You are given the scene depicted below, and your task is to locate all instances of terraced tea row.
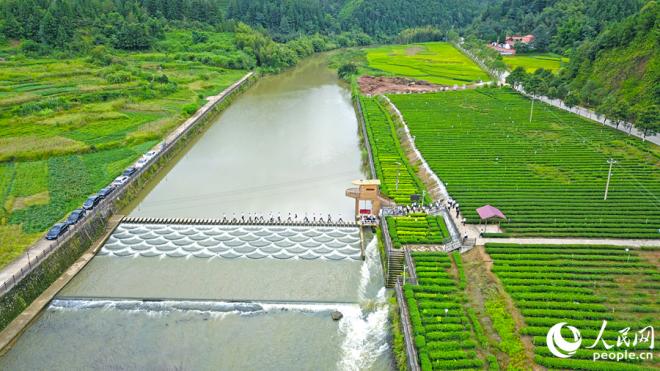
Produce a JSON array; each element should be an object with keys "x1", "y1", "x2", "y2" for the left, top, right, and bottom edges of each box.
[
  {"x1": 487, "y1": 243, "x2": 659, "y2": 370},
  {"x1": 387, "y1": 213, "x2": 450, "y2": 248},
  {"x1": 390, "y1": 88, "x2": 660, "y2": 238},
  {"x1": 405, "y1": 252, "x2": 485, "y2": 370},
  {"x1": 360, "y1": 96, "x2": 424, "y2": 204}
]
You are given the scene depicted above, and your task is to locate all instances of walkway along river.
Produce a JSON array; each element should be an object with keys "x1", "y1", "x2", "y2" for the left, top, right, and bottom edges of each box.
[{"x1": 0, "y1": 55, "x2": 394, "y2": 370}]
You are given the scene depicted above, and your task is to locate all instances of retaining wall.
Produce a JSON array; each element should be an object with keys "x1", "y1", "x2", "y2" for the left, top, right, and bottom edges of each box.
[{"x1": 0, "y1": 72, "x2": 256, "y2": 332}]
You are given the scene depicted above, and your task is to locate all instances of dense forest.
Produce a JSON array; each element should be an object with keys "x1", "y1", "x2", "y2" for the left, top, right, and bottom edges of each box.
[{"x1": 0, "y1": 0, "x2": 657, "y2": 133}]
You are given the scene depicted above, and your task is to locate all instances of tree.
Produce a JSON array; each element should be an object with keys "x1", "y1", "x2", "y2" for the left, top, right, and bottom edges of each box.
[
  {"x1": 633, "y1": 105, "x2": 659, "y2": 139},
  {"x1": 337, "y1": 62, "x2": 357, "y2": 80},
  {"x1": 192, "y1": 30, "x2": 208, "y2": 44}
]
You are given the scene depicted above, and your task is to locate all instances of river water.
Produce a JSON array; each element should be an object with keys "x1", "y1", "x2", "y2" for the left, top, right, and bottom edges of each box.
[{"x1": 0, "y1": 55, "x2": 393, "y2": 370}]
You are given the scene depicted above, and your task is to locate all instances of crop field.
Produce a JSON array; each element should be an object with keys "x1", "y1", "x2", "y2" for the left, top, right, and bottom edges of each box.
[
  {"x1": 365, "y1": 42, "x2": 490, "y2": 85},
  {"x1": 359, "y1": 96, "x2": 425, "y2": 204},
  {"x1": 405, "y1": 252, "x2": 487, "y2": 370},
  {"x1": 503, "y1": 53, "x2": 568, "y2": 73},
  {"x1": 389, "y1": 88, "x2": 660, "y2": 238},
  {"x1": 487, "y1": 243, "x2": 659, "y2": 370},
  {"x1": 387, "y1": 213, "x2": 450, "y2": 248},
  {"x1": 0, "y1": 31, "x2": 246, "y2": 266}
]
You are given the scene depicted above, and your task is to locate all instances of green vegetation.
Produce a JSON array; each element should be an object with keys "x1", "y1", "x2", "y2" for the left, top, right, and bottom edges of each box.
[
  {"x1": 504, "y1": 2, "x2": 658, "y2": 137},
  {"x1": 487, "y1": 243, "x2": 660, "y2": 370},
  {"x1": 405, "y1": 252, "x2": 485, "y2": 370},
  {"x1": 483, "y1": 295, "x2": 527, "y2": 369},
  {"x1": 0, "y1": 29, "x2": 248, "y2": 266},
  {"x1": 359, "y1": 96, "x2": 424, "y2": 204},
  {"x1": 503, "y1": 53, "x2": 568, "y2": 73},
  {"x1": 227, "y1": 0, "x2": 486, "y2": 39},
  {"x1": 387, "y1": 213, "x2": 449, "y2": 248},
  {"x1": 390, "y1": 88, "x2": 660, "y2": 238},
  {"x1": 365, "y1": 42, "x2": 490, "y2": 85}
]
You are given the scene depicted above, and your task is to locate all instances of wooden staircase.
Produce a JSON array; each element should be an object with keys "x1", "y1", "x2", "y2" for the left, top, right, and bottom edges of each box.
[{"x1": 386, "y1": 249, "x2": 405, "y2": 288}]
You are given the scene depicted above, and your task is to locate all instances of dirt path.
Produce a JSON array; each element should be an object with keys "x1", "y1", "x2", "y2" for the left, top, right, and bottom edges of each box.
[{"x1": 462, "y1": 246, "x2": 541, "y2": 370}]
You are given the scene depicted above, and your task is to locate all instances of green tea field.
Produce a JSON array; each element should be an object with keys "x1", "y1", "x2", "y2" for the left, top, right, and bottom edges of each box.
[
  {"x1": 389, "y1": 88, "x2": 660, "y2": 238},
  {"x1": 405, "y1": 252, "x2": 492, "y2": 370},
  {"x1": 387, "y1": 213, "x2": 450, "y2": 248},
  {"x1": 360, "y1": 96, "x2": 425, "y2": 204},
  {"x1": 365, "y1": 42, "x2": 491, "y2": 85},
  {"x1": 0, "y1": 31, "x2": 246, "y2": 266},
  {"x1": 487, "y1": 243, "x2": 659, "y2": 370},
  {"x1": 503, "y1": 53, "x2": 568, "y2": 73}
]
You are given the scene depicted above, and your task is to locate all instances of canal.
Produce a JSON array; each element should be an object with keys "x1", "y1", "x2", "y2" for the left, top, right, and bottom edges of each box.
[{"x1": 0, "y1": 55, "x2": 393, "y2": 370}]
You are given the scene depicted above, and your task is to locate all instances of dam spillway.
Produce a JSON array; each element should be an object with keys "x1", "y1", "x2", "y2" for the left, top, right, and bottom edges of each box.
[{"x1": 0, "y1": 54, "x2": 393, "y2": 370}]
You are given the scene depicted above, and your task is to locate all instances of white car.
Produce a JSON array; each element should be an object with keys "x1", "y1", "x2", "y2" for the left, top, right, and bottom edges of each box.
[
  {"x1": 135, "y1": 158, "x2": 149, "y2": 169},
  {"x1": 112, "y1": 175, "x2": 129, "y2": 186}
]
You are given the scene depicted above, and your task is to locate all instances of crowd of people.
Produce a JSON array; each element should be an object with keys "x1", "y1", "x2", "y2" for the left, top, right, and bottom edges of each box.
[
  {"x1": 384, "y1": 201, "x2": 444, "y2": 216},
  {"x1": 219, "y1": 212, "x2": 346, "y2": 225}
]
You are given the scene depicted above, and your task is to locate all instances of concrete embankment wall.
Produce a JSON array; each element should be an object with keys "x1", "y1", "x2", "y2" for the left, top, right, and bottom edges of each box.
[{"x1": 0, "y1": 72, "x2": 256, "y2": 332}]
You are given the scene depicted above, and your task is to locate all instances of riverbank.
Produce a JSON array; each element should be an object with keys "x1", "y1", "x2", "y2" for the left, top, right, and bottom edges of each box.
[{"x1": 0, "y1": 72, "x2": 256, "y2": 332}]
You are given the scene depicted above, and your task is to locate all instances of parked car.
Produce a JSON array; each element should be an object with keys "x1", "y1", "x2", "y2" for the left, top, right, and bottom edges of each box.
[
  {"x1": 98, "y1": 186, "x2": 115, "y2": 198},
  {"x1": 46, "y1": 223, "x2": 69, "y2": 240},
  {"x1": 83, "y1": 194, "x2": 103, "y2": 210},
  {"x1": 122, "y1": 167, "x2": 137, "y2": 177},
  {"x1": 135, "y1": 158, "x2": 149, "y2": 169},
  {"x1": 65, "y1": 208, "x2": 86, "y2": 226},
  {"x1": 112, "y1": 175, "x2": 129, "y2": 187}
]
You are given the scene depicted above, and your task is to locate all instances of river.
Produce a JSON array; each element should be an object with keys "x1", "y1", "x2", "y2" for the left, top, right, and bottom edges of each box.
[{"x1": 0, "y1": 55, "x2": 393, "y2": 370}]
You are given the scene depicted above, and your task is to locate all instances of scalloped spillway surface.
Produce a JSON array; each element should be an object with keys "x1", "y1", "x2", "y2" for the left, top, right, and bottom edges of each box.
[{"x1": 100, "y1": 223, "x2": 362, "y2": 260}]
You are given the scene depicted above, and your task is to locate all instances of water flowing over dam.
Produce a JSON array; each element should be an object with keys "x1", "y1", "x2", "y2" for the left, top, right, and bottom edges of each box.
[{"x1": 0, "y1": 55, "x2": 393, "y2": 370}]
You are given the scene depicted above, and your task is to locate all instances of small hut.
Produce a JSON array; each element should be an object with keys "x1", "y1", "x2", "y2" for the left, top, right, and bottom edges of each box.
[{"x1": 476, "y1": 205, "x2": 507, "y2": 232}]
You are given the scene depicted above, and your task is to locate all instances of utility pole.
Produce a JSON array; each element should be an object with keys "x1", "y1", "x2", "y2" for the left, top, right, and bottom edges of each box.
[
  {"x1": 604, "y1": 158, "x2": 617, "y2": 200},
  {"x1": 529, "y1": 97, "x2": 535, "y2": 123},
  {"x1": 395, "y1": 162, "x2": 401, "y2": 191},
  {"x1": 422, "y1": 190, "x2": 426, "y2": 207}
]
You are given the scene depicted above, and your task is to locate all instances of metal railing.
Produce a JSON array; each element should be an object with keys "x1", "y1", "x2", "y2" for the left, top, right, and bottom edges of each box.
[
  {"x1": 403, "y1": 248, "x2": 417, "y2": 285},
  {"x1": 355, "y1": 97, "x2": 377, "y2": 178},
  {"x1": 395, "y1": 277, "x2": 421, "y2": 371}
]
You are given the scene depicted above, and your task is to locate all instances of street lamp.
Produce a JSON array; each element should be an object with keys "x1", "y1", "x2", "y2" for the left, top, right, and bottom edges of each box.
[
  {"x1": 395, "y1": 162, "x2": 401, "y2": 191},
  {"x1": 604, "y1": 158, "x2": 617, "y2": 200}
]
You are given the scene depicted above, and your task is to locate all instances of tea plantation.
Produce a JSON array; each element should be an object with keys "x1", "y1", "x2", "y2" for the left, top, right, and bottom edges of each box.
[
  {"x1": 360, "y1": 96, "x2": 425, "y2": 204},
  {"x1": 0, "y1": 30, "x2": 246, "y2": 266},
  {"x1": 387, "y1": 213, "x2": 450, "y2": 248},
  {"x1": 390, "y1": 88, "x2": 660, "y2": 238},
  {"x1": 487, "y1": 243, "x2": 659, "y2": 370},
  {"x1": 405, "y1": 252, "x2": 488, "y2": 370}
]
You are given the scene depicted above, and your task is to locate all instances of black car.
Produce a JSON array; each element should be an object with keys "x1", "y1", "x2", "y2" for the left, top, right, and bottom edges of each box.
[
  {"x1": 122, "y1": 167, "x2": 137, "y2": 177},
  {"x1": 98, "y1": 186, "x2": 115, "y2": 198},
  {"x1": 83, "y1": 194, "x2": 103, "y2": 210},
  {"x1": 65, "y1": 208, "x2": 86, "y2": 226},
  {"x1": 46, "y1": 223, "x2": 69, "y2": 240}
]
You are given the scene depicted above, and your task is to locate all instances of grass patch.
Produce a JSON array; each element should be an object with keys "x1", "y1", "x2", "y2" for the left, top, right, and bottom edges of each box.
[
  {"x1": 503, "y1": 53, "x2": 568, "y2": 73},
  {"x1": 365, "y1": 42, "x2": 490, "y2": 85}
]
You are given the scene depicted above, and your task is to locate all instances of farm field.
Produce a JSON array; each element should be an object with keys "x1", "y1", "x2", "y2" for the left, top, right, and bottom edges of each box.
[
  {"x1": 503, "y1": 53, "x2": 568, "y2": 73},
  {"x1": 389, "y1": 88, "x2": 660, "y2": 238},
  {"x1": 387, "y1": 213, "x2": 450, "y2": 248},
  {"x1": 487, "y1": 243, "x2": 660, "y2": 370},
  {"x1": 405, "y1": 252, "x2": 491, "y2": 370},
  {"x1": 0, "y1": 31, "x2": 247, "y2": 267},
  {"x1": 365, "y1": 42, "x2": 491, "y2": 85},
  {"x1": 359, "y1": 96, "x2": 425, "y2": 204}
]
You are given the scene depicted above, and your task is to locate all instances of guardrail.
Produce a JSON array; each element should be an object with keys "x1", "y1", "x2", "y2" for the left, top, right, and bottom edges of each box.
[
  {"x1": 121, "y1": 216, "x2": 358, "y2": 227},
  {"x1": 0, "y1": 72, "x2": 255, "y2": 297},
  {"x1": 354, "y1": 96, "x2": 377, "y2": 178},
  {"x1": 403, "y1": 248, "x2": 417, "y2": 285},
  {"x1": 395, "y1": 277, "x2": 421, "y2": 371}
]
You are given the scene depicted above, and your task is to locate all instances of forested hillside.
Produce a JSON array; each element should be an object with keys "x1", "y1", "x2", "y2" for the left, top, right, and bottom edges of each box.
[
  {"x1": 470, "y1": 0, "x2": 644, "y2": 53},
  {"x1": 505, "y1": 1, "x2": 658, "y2": 136},
  {"x1": 227, "y1": 0, "x2": 487, "y2": 39}
]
